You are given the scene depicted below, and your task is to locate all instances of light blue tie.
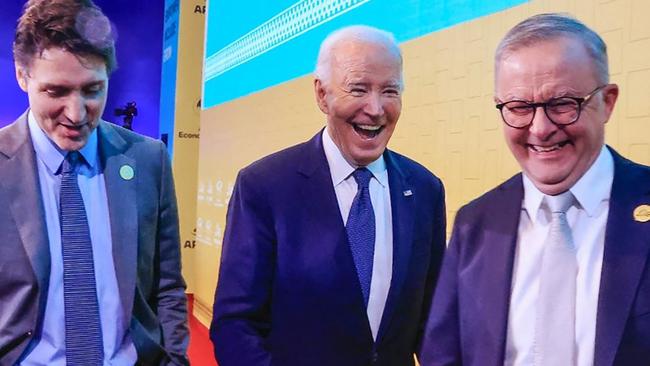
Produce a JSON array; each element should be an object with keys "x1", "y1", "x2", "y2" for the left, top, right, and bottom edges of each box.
[
  {"x1": 535, "y1": 191, "x2": 576, "y2": 366},
  {"x1": 346, "y1": 168, "x2": 376, "y2": 307},
  {"x1": 60, "y1": 151, "x2": 104, "y2": 365}
]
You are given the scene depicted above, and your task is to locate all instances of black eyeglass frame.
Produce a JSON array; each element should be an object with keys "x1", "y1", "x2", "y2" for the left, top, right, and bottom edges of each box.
[{"x1": 495, "y1": 84, "x2": 608, "y2": 129}]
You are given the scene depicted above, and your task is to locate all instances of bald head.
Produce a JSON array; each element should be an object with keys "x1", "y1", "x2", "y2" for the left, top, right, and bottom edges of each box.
[{"x1": 314, "y1": 25, "x2": 403, "y2": 88}]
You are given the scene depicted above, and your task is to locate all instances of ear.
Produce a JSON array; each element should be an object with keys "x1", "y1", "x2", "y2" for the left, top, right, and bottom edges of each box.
[
  {"x1": 314, "y1": 78, "x2": 329, "y2": 114},
  {"x1": 601, "y1": 83, "x2": 619, "y2": 124},
  {"x1": 15, "y1": 63, "x2": 28, "y2": 92}
]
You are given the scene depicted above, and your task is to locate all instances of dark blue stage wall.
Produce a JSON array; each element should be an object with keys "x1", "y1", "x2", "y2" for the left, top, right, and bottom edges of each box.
[{"x1": 0, "y1": 0, "x2": 164, "y2": 139}]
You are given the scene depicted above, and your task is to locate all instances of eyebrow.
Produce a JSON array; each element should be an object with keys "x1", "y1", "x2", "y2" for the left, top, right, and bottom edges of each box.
[
  {"x1": 41, "y1": 80, "x2": 106, "y2": 89},
  {"x1": 383, "y1": 82, "x2": 401, "y2": 89},
  {"x1": 551, "y1": 90, "x2": 582, "y2": 98},
  {"x1": 83, "y1": 81, "x2": 106, "y2": 89},
  {"x1": 346, "y1": 81, "x2": 401, "y2": 89},
  {"x1": 346, "y1": 81, "x2": 369, "y2": 87}
]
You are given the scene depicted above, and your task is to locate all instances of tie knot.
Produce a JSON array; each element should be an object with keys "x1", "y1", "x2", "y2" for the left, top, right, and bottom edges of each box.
[
  {"x1": 62, "y1": 151, "x2": 82, "y2": 175},
  {"x1": 545, "y1": 191, "x2": 574, "y2": 214},
  {"x1": 352, "y1": 168, "x2": 373, "y2": 189}
]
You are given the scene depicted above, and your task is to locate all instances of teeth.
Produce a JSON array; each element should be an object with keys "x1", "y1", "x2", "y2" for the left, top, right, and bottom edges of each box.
[
  {"x1": 356, "y1": 124, "x2": 381, "y2": 131},
  {"x1": 530, "y1": 143, "x2": 562, "y2": 153}
]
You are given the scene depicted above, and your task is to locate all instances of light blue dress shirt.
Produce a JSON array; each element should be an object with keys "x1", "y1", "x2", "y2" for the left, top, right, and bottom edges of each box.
[{"x1": 20, "y1": 112, "x2": 137, "y2": 365}]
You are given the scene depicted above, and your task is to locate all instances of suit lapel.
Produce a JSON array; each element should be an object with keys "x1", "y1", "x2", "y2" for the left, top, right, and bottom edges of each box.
[
  {"x1": 97, "y1": 122, "x2": 138, "y2": 321},
  {"x1": 297, "y1": 131, "x2": 374, "y2": 338},
  {"x1": 0, "y1": 113, "x2": 50, "y2": 303},
  {"x1": 476, "y1": 174, "x2": 521, "y2": 364},
  {"x1": 375, "y1": 150, "x2": 414, "y2": 343},
  {"x1": 594, "y1": 149, "x2": 650, "y2": 366}
]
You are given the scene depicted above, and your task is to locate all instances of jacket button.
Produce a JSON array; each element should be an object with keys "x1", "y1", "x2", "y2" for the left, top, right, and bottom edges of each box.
[{"x1": 371, "y1": 351, "x2": 379, "y2": 363}]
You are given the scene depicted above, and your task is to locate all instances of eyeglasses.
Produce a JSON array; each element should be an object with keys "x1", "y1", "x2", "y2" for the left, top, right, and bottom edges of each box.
[{"x1": 495, "y1": 85, "x2": 608, "y2": 129}]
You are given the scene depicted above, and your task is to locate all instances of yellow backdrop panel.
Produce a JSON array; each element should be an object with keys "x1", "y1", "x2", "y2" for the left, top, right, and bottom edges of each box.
[
  {"x1": 170, "y1": 0, "x2": 205, "y2": 294},
  {"x1": 193, "y1": 0, "x2": 650, "y2": 326}
]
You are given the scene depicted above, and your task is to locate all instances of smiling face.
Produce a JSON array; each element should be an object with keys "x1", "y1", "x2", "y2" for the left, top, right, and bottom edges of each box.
[
  {"x1": 16, "y1": 47, "x2": 108, "y2": 151},
  {"x1": 495, "y1": 37, "x2": 618, "y2": 195},
  {"x1": 315, "y1": 40, "x2": 402, "y2": 167}
]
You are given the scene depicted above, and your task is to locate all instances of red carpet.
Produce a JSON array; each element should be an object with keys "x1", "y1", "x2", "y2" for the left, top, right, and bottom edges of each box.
[{"x1": 187, "y1": 294, "x2": 218, "y2": 366}]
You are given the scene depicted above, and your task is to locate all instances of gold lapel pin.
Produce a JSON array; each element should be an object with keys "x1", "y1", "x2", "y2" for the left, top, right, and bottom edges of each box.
[
  {"x1": 633, "y1": 205, "x2": 650, "y2": 223},
  {"x1": 120, "y1": 164, "x2": 135, "y2": 181}
]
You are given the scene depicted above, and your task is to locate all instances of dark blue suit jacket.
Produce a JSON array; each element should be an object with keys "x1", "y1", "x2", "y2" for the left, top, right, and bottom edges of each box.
[
  {"x1": 211, "y1": 131, "x2": 446, "y2": 366},
  {"x1": 419, "y1": 147, "x2": 650, "y2": 366}
]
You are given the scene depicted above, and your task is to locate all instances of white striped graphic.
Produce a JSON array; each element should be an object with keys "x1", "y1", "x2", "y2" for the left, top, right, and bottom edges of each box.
[{"x1": 204, "y1": 0, "x2": 371, "y2": 82}]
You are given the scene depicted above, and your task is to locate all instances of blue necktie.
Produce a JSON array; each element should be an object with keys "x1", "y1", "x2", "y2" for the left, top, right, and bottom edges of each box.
[
  {"x1": 60, "y1": 151, "x2": 104, "y2": 365},
  {"x1": 346, "y1": 168, "x2": 376, "y2": 307}
]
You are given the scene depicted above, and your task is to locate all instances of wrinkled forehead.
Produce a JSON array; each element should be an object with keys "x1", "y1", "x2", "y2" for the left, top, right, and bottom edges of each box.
[
  {"x1": 22, "y1": 48, "x2": 109, "y2": 87},
  {"x1": 332, "y1": 38, "x2": 401, "y2": 64},
  {"x1": 496, "y1": 36, "x2": 595, "y2": 73},
  {"x1": 495, "y1": 38, "x2": 601, "y2": 88},
  {"x1": 329, "y1": 40, "x2": 403, "y2": 85},
  {"x1": 30, "y1": 47, "x2": 106, "y2": 68}
]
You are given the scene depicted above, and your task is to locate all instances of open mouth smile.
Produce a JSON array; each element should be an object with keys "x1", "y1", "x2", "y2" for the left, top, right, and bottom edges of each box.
[
  {"x1": 352, "y1": 123, "x2": 383, "y2": 139},
  {"x1": 528, "y1": 140, "x2": 571, "y2": 153}
]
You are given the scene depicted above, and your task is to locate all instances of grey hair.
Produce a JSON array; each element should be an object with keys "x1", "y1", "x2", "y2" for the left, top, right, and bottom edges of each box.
[
  {"x1": 314, "y1": 25, "x2": 403, "y2": 88},
  {"x1": 495, "y1": 13, "x2": 609, "y2": 84}
]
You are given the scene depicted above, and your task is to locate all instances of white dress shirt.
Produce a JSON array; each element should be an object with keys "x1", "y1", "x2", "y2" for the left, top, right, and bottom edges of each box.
[
  {"x1": 322, "y1": 128, "x2": 393, "y2": 341},
  {"x1": 505, "y1": 146, "x2": 614, "y2": 366}
]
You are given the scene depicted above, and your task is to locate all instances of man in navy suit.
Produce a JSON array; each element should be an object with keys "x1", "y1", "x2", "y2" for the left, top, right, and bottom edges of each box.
[
  {"x1": 420, "y1": 13, "x2": 650, "y2": 366},
  {"x1": 211, "y1": 25, "x2": 446, "y2": 366}
]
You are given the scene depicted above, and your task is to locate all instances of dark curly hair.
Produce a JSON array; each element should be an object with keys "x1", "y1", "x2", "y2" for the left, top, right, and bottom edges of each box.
[{"x1": 13, "y1": 0, "x2": 117, "y2": 73}]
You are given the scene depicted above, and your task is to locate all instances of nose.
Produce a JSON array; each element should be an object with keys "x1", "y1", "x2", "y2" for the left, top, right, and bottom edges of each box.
[
  {"x1": 65, "y1": 93, "x2": 87, "y2": 125},
  {"x1": 528, "y1": 106, "x2": 557, "y2": 139},
  {"x1": 363, "y1": 92, "x2": 385, "y2": 118}
]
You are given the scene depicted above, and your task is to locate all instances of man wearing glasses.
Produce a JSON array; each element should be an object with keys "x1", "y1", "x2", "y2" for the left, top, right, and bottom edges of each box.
[{"x1": 419, "y1": 13, "x2": 650, "y2": 366}]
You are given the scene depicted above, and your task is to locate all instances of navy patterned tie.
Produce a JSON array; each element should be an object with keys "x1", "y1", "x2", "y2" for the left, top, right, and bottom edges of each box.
[
  {"x1": 59, "y1": 151, "x2": 104, "y2": 365},
  {"x1": 346, "y1": 168, "x2": 376, "y2": 307}
]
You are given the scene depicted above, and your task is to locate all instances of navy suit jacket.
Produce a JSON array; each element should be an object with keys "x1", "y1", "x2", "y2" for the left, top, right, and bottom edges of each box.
[
  {"x1": 419, "y1": 147, "x2": 650, "y2": 366},
  {"x1": 211, "y1": 131, "x2": 446, "y2": 366},
  {"x1": 0, "y1": 113, "x2": 189, "y2": 365}
]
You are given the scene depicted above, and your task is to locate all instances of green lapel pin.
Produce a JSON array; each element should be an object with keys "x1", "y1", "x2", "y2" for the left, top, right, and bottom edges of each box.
[{"x1": 120, "y1": 164, "x2": 135, "y2": 180}]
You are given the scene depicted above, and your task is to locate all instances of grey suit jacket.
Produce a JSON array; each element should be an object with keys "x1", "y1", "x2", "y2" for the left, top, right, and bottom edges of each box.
[{"x1": 0, "y1": 112, "x2": 189, "y2": 365}]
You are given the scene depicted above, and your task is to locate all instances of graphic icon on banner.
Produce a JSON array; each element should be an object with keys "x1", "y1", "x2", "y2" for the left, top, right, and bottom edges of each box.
[{"x1": 214, "y1": 180, "x2": 224, "y2": 207}]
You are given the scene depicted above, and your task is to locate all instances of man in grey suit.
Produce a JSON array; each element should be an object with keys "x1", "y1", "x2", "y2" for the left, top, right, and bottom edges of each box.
[{"x1": 0, "y1": 0, "x2": 188, "y2": 365}]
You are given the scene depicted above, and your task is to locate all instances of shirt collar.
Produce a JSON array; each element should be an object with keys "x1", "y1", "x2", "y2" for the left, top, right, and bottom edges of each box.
[
  {"x1": 28, "y1": 110, "x2": 99, "y2": 174},
  {"x1": 522, "y1": 145, "x2": 614, "y2": 222},
  {"x1": 322, "y1": 127, "x2": 387, "y2": 187},
  {"x1": 570, "y1": 145, "x2": 614, "y2": 216}
]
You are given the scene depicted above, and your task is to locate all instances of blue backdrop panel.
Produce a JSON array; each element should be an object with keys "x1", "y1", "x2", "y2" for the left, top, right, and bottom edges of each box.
[
  {"x1": 159, "y1": 0, "x2": 180, "y2": 154},
  {"x1": 0, "y1": 0, "x2": 164, "y2": 139},
  {"x1": 202, "y1": 0, "x2": 528, "y2": 109}
]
